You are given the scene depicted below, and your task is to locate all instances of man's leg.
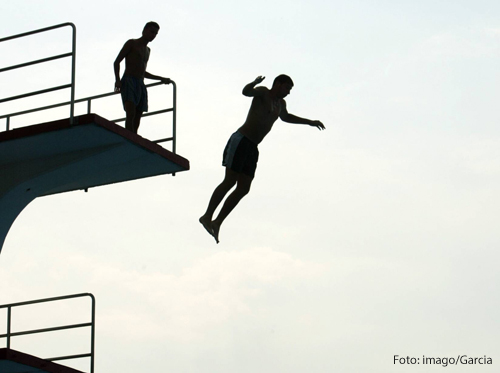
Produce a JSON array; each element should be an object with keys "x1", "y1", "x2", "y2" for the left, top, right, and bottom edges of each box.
[
  {"x1": 200, "y1": 168, "x2": 238, "y2": 236},
  {"x1": 133, "y1": 111, "x2": 143, "y2": 133},
  {"x1": 211, "y1": 172, "x2": 253, "y2": 243},
  {"x1": 124, "y1": 101, "x2": 137, "y2": 133}
]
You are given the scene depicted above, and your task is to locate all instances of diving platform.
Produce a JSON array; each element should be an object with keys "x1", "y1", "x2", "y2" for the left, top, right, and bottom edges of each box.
[
  {"x1": 0, "y1": 114, "x2": 190, "y2": 253},
  {"x1": 0, "y1": 23, "x2": 190, "y2": 254}
]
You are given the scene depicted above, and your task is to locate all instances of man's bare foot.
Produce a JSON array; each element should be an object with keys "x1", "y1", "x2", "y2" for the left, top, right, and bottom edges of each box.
[
  {"x1": 199, "y1": 216, "x2": 213, "y2": 236},
  {"x1": 211, "y1": 221, "x2": 220, "y2": 244}
]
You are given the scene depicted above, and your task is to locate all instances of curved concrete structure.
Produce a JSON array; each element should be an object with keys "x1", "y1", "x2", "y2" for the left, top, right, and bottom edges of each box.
[{"x1": 0, "y1": 114, "x2": 189, "y2": 253}]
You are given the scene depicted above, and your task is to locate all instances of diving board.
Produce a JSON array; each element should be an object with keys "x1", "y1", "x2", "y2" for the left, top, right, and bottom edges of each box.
[{"x1": 0, "y1": 113, "x2": 190, "y2": 253}]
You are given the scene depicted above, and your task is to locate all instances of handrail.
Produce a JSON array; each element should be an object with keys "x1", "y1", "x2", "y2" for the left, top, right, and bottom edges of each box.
[
  {"x1": 0, "y1": 84, "x2": 73, "y2": 103},
  {"x1": 0, "y1": 293, "x2": 96, "y2": 373},
  {"x1": 0, "y1": 52, "x2": 73, "y2": 73},
  {"x1": 0, "y1": 22, "x2": 76, "y2": 124},
  {"x1": 0, "y1": 80, "x2": 177, "y2": 152}
]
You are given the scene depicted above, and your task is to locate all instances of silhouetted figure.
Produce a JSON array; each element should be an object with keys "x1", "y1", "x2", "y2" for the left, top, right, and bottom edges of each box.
[
  {"x1": 200, "y1": 75, "x2": 325, "y2": 243},
  {"x1": 114, "y1": 21, "x2": 171, "y2": 133}
]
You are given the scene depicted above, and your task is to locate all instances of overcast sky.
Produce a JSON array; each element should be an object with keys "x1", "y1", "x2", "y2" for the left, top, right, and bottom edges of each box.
[{"x1": 1, "y1": 1, "x2": 500, "y2": 372}]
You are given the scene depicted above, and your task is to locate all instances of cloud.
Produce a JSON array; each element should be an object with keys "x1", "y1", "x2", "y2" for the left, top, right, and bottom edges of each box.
[{"x1": 65, "y1": 247, "x2": 328, "y2": 342}]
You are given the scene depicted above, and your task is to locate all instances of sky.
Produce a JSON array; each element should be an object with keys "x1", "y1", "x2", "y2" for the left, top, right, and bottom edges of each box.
[{"x1": 1, "y1": 0, "x2": 500, "y2": 372}]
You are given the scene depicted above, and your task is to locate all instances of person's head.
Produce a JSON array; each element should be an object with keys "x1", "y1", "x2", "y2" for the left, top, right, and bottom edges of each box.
[
  {"x1": 143, "y1": 22, "x2": 160, "y2": 42},
  {"x1": 273, "y1": 74, "x2": 294, "y2": 98}
]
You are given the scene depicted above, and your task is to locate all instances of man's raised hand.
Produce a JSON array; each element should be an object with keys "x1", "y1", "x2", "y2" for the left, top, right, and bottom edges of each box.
[{"x1": 254, "y1": 75, "x2": 265, "y2": 85}]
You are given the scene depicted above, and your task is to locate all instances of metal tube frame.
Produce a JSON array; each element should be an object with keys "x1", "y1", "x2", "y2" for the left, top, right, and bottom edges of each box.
[
  {"x1": 1, "y1": 81, "x2": 177, "y2": 151},
  {"x1": 0, "y1": 293, "x2": 96, "y2": 373},
  {"x1": 0, "y1": 23, "x2": 76, "y2": 124}
]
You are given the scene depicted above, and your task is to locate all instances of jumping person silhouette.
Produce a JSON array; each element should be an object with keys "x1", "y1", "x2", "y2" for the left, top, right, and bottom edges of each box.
[
  {"x1": 200, "y1": 75, "x2": 325, "y2": 243},
  {"x1": 113, "y1": 22, "x2": 171, "y2": 133}
]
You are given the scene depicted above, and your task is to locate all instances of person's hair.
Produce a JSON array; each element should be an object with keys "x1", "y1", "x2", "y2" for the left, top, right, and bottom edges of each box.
[
  {"x1": 273, "y1": 74, "x2": 294, "y2": 87},
  {"x1": 144, "y1": 22, "x2": 160, "y2": 31}
]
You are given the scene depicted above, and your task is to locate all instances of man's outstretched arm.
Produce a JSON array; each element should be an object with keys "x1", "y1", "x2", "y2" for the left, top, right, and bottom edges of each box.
[
  {"x1": 280, "y1": 101, "x2": 325, "y2": 130},
  {"x1": 242, "y1": 75, "x2": 266, "y2": 97}
]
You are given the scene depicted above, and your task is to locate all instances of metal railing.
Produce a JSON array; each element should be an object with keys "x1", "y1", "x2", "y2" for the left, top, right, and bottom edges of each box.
[
  {"x1": 0, "y1": 23, "x2": 177, "y2": 153},
  {"x1": 0, "y1": 81, "x2": 178, "y2": 152},
  {"x1": 0, "y1": 22, "x2": 76, "y2": 126},
  {"x1": 0, "y1": 293, "x2": 96, "y2": 373}
]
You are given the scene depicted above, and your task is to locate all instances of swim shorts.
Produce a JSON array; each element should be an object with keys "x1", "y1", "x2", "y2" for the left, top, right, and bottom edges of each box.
[
  {"x1": 120, "y1": 75, "x2": 148, "y2": 112},
  {"x1": 222, "y1": 131, "x2": 259, "y2": 178}
]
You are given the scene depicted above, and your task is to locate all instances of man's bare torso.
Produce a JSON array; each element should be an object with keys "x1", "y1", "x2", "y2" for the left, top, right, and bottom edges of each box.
[
  {"x1": 123, "y1": 39, "x2": 150, "y2": 79},
  {"x1": 238, "y1": 88, "x2": 284, "y2": 144}
]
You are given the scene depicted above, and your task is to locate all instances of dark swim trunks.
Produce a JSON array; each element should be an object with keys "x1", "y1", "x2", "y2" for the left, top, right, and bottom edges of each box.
[
  {"x1": 222, "y1": 131, "x2": 259, "y2": 178},
  {"x1": 120, "y1": 75, "x2": 148, "y2": 112}
]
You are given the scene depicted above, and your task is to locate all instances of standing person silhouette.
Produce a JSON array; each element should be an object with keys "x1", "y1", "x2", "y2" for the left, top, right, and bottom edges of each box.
[
  {"x1": 200, "y1": 75, "x2": 325, "y2": 243},
  {"x1": 113, "y1": 21, "x2": 171, "y2": 133}
]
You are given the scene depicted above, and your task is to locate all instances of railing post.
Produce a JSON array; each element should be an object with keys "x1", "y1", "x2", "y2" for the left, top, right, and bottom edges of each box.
[
  {"x1": 172, "y1": 81, "x2": 177, "y2": 154},
  {"x1": 6, "y1": 117, "x2": 10, "y2": 131},
  {"x1": 7, "y1": 306, "x2": 11, "y2": 348},
  {"x1": 69, "y1": 23, "x2": 76, "y2": 125},
  {"x1": 89, "y1": 294, "x2": 95, "y2": 373},
  {"x1": 87, "y1": 99, "x2": 91, "y2": 114}
]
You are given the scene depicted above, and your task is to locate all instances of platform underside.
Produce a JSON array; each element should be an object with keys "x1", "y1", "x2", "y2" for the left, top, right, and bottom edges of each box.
[{"x1": 0, "y1": 114, "x2": 189, "y2": 195}]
